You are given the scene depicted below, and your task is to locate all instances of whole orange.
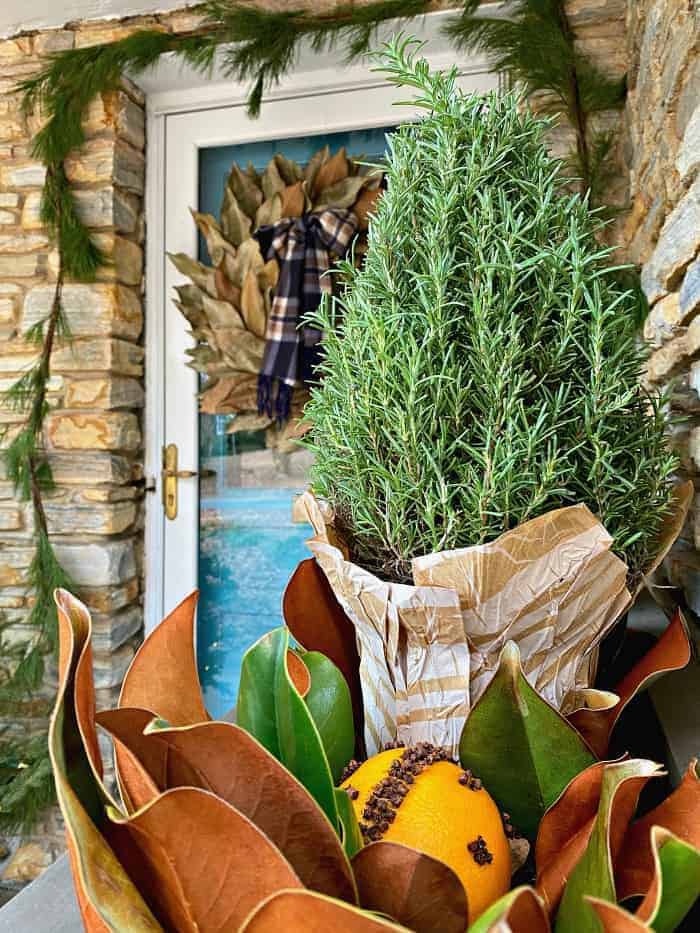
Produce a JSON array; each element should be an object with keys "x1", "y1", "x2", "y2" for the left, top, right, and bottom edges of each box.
[{"x1": 341, "y1": 745, "x2": 510, "y2": 922}]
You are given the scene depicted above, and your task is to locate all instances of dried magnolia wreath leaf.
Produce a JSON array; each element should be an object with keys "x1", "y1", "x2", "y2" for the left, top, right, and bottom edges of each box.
[
  {"x1": 262, "y1": 158, "x2": 287, "y2": 201},
  {"x1": 221, "y1": 190, "x2": 252, "y2": 246},
  {"x1": 241, "y1": 267, "x2": 268, "y2": 338},
  {"x1": 227, "y1": 162, "x2": 263, "y2": 220},
  {"x1": 275, "y1": 152, "x2": 303, "y2": 185},
  {"x1": 313, "y1": 147, "x2": 349, "y2": 196},
  {"x1": 280, "y1": 181, "x2": 306, "y2": 218}
]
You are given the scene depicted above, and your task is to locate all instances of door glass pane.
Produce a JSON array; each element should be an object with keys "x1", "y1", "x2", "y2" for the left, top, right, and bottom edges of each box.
[{"x1": 197, "y1": 126, "x2": 394, "y2": 718}]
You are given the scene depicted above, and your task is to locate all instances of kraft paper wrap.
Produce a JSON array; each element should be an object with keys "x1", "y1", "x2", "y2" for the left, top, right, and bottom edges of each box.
[{"x1": 297, "y1": 493, "x2": 634, "y2": 758}]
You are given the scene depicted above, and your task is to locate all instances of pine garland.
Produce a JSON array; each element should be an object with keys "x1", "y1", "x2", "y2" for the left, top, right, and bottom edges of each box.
[
  {"x1": 446, "y1": 1, "x2": 626, "y2": 200},
  {"x1": 0, "y1": 1, "x2": 631, "y2": 833}
]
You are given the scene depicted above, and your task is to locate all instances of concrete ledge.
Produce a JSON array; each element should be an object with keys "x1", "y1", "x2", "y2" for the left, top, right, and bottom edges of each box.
[{"x1": 0, "y1": 854, "x2": 79, "y2": 931}]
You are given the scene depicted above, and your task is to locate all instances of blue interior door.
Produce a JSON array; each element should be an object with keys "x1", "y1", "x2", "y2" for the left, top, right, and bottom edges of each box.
[{"x1": 196, "y1": 125, "x2": 394, "y2": 717}]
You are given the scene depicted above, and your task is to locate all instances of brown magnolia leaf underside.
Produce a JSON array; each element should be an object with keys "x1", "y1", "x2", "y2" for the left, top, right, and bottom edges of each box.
[
  {"x1": 569, "y1": 610, "x2": 691, "y2": 758},
  {"x1": 97, "y1": 711, "x2": 357, "y2": 904},
  {"x1": 119, "y1": 590, "x2": 209, "y2": 725},
  {"x1": 110, "y1": 787, "x2": 302, "y2": 932},
  {"x1": 52, "y1": 591, "x2": 162, "y2": 932},
  {"x1": 351, "y1": 841, "x2": 468, "y2": 933},
  {"x1": 616, "y1": 758, "x2": 700, "y2": 900},
  {"x1": 241, "y1": 889, "x2": 408, "y2": 932}
]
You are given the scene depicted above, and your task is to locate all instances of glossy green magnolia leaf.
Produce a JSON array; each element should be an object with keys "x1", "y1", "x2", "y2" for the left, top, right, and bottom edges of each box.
[
  {"x1": 640, "y1": 826, "x2": 700, "y2": 932},
  {"x1": 303, "y1": 651, "x2": 355, "y2": 783},
  {"x1": 237, "y1": 626, "x2": 339, "y2": 830},
  {"x1": 586, "y1": 829, "x2": 700, "y2": 932},
  {"x1": 467, "y1": 886, "x2": 549, "y2": 932},
  {"x1": 459, "y1": 642, "x2": 596, "y2": 839},
  {"x1": 554, "y1": 759, "x2": 662, "y2": 933},
  {"x1": 335, "y1": 788, "x2": 363, "y2": 859}
]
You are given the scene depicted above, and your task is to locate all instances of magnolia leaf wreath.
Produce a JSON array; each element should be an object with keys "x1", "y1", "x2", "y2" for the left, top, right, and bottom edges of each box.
[{"x1": 168, "y1": 146, "x2": 382, "y2": 451}]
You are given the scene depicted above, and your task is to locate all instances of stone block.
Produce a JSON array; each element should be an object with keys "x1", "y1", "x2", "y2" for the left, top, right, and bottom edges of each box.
[
  {"x1": 0, "y1": 37, "x2": 32, "y2": 64},
  {"x1": 92, "y1": 640, "x2": 137, "y2": 690},
  {"x1": 47, "y1": 452, "x2": 133, "y2": 486},
  {"x1": 45, "y1": 411, "x2": 141, "y2": 452},
  {"x1": 0, "y1": 162, "x2": 46, "y2": 188},
  {"x1": 23, "y1": 284, "x2": 142, "y2": 340},
  {"x1": 73, "y1": 188, "x2": 139, "y2": 234},
  {"x1": 0, "y1": 253, "x2": 42, "y2": 278},
  {"x1": 0, "y1": 507, "x2": 22, "y2": 531},
  {"x1": 677, "y1": 57, "x2": 700, "y2": 139},
  {"x1": 0, "y1": 116, "x2": 25, "y2": 143},
  {"x1": 51, "y1": 338, "x2": 144, "y2": 377},
  {"x1": 33, "y1": 30, "x2": 75, "y2": 56},
  {"x1": 0, "y1": 209, "x2": 17, "y2": 224},
  {"x1": 75, "y1": 22, "x2": 164, "y2": 49},
  {"x1": 53, "y1": 539, "x2": 136, "y2": 587},
  {"x1": 0, "y1": 233, "x2": 48, "y2": 254},
  {"x1": 644, "y1": 175, "x2": 700, "y2": 292},
  {"x1": 79, "y1": 578, "x2": 139, "y2": 614},
  {"x1": 90, "y1": 605, "x2": 142, "y2": 654},
  {"x1": 0, "y1": 546, "x2": 33, "y2": 586},
  {"x1": 92, "y1": 234, "x2": 143, "y2": 286},
  {"x1": 645, "y1": 331, "x2": 689, "y2": 383},
  {"x1": 45, "y1": 500, "x2": 137, "y2": 535},
  {"x1": 680, "y1": 258, "x2": 700, "y2": 322},
  {"x1": 677, "y1": 104, "x2": 700, "y2": 184},
  {"x1": 0, "y1": 193, "x2": 20, "y2": 208},
  {"x1": 83, "y1": 92, "x2": 145, "y2": 151},
  {"x1": 685, "y1": 316, "x2": 700, "y2": 357},
  {"x1": 65, "y1": 376, "x2": 144, "y2": 410},
  {"x1": 64, "y1": 138, "x2": 145, "y2": 194},
  {"x1": 643, "y1": 293, "x2": 683, "y2": 346}
]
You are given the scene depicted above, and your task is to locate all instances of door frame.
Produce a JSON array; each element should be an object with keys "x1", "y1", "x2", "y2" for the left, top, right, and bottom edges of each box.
[{"x1": 141, "y1": 9, "x2": 502, "y2": 633}]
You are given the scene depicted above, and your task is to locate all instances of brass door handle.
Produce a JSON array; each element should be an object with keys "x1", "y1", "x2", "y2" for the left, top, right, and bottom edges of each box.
[{"x1": 161, "y1": 444, "x2": 200, "y2": 520}]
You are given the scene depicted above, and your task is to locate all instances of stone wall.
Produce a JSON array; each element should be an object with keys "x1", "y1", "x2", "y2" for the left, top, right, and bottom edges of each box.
[{"x1": 626, "y1": 1, "x2": 700, "y2": 608}]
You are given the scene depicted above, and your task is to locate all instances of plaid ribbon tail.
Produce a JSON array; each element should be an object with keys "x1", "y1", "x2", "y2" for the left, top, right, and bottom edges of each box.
[{"x1": 257, "y1": 374, "x2": 293, "y2": 425}]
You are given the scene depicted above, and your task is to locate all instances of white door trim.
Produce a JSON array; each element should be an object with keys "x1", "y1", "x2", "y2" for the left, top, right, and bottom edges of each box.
[{"x1": 143, "y1": 9, "x2": 501, "y2": 632}]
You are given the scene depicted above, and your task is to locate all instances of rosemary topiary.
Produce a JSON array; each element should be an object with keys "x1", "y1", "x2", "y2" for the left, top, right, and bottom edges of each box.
[{"x1": 305, "y1": 38, "x2": 676, "y2": 585}]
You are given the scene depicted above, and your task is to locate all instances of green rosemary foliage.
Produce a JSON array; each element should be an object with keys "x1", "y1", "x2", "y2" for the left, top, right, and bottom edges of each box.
[
  {"x1": 305, "y1": 38, "x2": 675, "y2": 584},
  {"x1": 445, "y1": 1, "x2": 626, "y2": 198}
]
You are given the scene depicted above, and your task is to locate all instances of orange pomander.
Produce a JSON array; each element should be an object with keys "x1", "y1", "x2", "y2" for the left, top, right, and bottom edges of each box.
[{"x1": 341, "y1": 744, "x2": 511, "y2": 922}]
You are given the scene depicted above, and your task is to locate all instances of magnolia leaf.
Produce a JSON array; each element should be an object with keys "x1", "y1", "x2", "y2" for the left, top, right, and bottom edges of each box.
[
  {"x1": 635, "y1": 826, "x2": 700, "y2": 931},
  {"x1": 586, "y1": 829, "x2": 700, "y2": 932},
  {"x1": 256, "y1": 193, "x2": 283, "y2": 229},
  {"x1": 304, "y1": 145, "x2": 331, "y2": 192},
  {"x1": 258, "y1": 257, "x2": 279, "y2": 291},
  {"x1": 569, "y1": 610, "x2": 691, "y2": 758},
  {"x1": 279, "y1": 181, "x2": 305, "y2": 218},
  {"x1": 52, "y1": 591, "x2": 162, "y2": 932},
  {"x1": 353, "y1": 185, "x2": 382, "y2": 229},
  {"x1": 467, "y1": 886, "x2": 550, "y2": 933},
  {"x1": 312, "y1": 147, "x2": 349, "y2": 197},
  {"x1": 226, "y1": 162, "x2": 263, "y2": 220},
  {"x1": 220, "y1": 188, "x2": 252, "y2": 246},
  {"x1": 284, "y1": 558, "x2": 364, "y2": 754},
  {"x1": 262, "y1": 159, "x2": 287, "y2": 201},
  {"x1": 351, "y1": 841, "x2": 468, "y2": 933},
  {"x1": 97, "y1": 712, "x2": 357, "y2": 904},
  {"x1": 335, "y1": 788, "x2": 363, "y2": 859},
  {"x1": 616, "y1": 758, "x2": 700, "y2": 899},
  {"x1": 240, "y1": 267, "x2": 268, "y2": 338},
  {"x1": 109, "y1": 787, "x2": 302, "y2": 931},
  {"x1": 167, "y1": 251, "x2": 218, "y2": 298},
  {"x1": 240, "y1": 889, "x2": 407, "y2": 932},
  {"x1": 459, "y1": 641, "x2": 596, "y2": 839},
  {"x1": 237, "y1": 626, "x2": 339, "y2": 830},
  {"x1": 228, "y1": 412, "x2": 273, "y2": 433},
  {"x1": 314, "y1": 175, "x2": 368, "y2": 211},
  {"x1": 214, "y1": 262, "x2": 241, "y2": 306},
  {"x1": 535, "y1": 758, "x2": 618, "y2": 914},
  {"x1": 191, "y1": 209, "x2": 235, "y2": 266},
  {"x1": 303, "y1": 650, "x2": 355, "y2": 783},
  {"x1": 554, "y1": 759, "x2": 663, "y2": 933},
  {"x1": 119, "y1": 591, "x2": 209, "y2": 726},
  {"x1": 274, "y1": 152, "x2": 303, "y2": 185}
]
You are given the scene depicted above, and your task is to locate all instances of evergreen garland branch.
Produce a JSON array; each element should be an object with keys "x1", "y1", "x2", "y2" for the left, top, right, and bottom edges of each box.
[{"x1": 445, "y1": 1, "x2": 626, "y2": 198}]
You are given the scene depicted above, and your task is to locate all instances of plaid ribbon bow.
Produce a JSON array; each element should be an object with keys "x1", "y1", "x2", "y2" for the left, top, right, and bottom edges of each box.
[{"x1": 255, "y1": 208, "x2": 358, "y2": 422}]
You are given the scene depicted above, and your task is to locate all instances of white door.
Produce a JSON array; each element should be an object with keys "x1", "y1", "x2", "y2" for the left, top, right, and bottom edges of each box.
[{"x1": 143, "y1": 12, "x2": 498, "y2": 715}]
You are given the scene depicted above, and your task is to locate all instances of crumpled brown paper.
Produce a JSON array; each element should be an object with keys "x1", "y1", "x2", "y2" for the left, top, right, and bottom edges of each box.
[{"x1": 297, "y1": 492, "x2": 633, "y2": 758}]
